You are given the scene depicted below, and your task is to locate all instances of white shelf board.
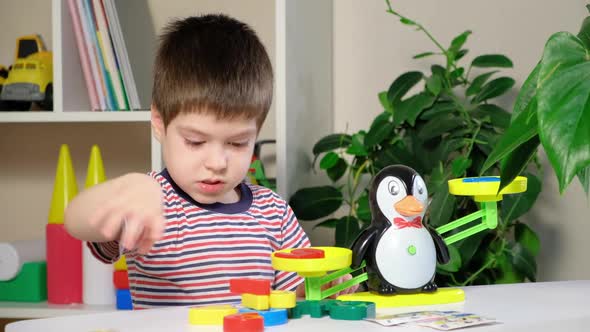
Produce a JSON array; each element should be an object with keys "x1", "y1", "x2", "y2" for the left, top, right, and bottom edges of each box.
[
  {"x1": 0, "y1": 111, "x2": 151, "y2": 123},
  {"x1": 0, "y1": 301, "x2": 117, "y2": 319}
]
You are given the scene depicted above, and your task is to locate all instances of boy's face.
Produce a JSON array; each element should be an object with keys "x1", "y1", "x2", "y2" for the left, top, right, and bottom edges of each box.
[{"x1": 152, "y1": 109, "x2": 258, "y2": 204}]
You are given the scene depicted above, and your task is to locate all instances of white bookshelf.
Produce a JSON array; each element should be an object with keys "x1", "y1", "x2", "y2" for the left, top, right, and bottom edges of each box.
[
  {"x1": 0, "y1": 0, "x2": 332, "y2": 318},
  {"x1": 0, "y1": 111, "x2": 150, "y2": 123}
]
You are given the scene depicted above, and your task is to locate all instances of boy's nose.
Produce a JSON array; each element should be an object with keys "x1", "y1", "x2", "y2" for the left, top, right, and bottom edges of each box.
[{"x1": 204, "y1": 148, "x2": 228, "y2": 171}]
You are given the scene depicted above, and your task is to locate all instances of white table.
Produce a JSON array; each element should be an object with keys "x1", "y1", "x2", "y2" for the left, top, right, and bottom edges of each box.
[{"x1": 7, "y1": 280, "x2": 590, "y2": 332}]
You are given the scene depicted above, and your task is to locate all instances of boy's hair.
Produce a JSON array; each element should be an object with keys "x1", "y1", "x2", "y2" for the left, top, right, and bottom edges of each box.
[{"x1": 152, "y1": 14, "x2": 273, "y2": 128}]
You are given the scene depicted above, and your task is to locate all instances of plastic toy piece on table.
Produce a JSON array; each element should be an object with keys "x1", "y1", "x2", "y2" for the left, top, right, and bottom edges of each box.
[
  {"x1": 288, "y1": 299, "x2": 338, "y2": 319},
  {"x1": 223, "y1": 312, "x2": 264, "y2": 332},
  {"x1": 336, "y1": 287, "x2": 465, "y2": 308},
  {"x1": 189, "y1": 304, "x2": 238, "y2": 325},
  {"x1": 288, "y1": 299, "x2": 375, "y2": 321},
  {"x1": 272, "y1": 247, "x2": 367, "y2": 301},
  {"x1": 269, "y1": 290, "x2": 296, "y2": 309},
  {"x1": 113, "y1": 255, "x2": 127, "y2": 271},
  {"x1": 239, "y1": 308, "x2": 288, "y2": 326},
  {"x1": 0, "y1": 262, "x2": 47, "y2": 301},
  {"x1": 437, "y1": 176, "x2": 527, "y2": 245},
  {"x1": 242, "y1": 293, "x2": 270, "y2": 310},
  {"x1": 274, "y1": 248, "x2": 325, "y2": 259},
  {"x1": 329, "y1": 301, "x2": 376, "y2": 320},
  {"x1": 113, "y1": 270, "x2": 129, "y2": 289},
  {"x1": 229, "y1": 278, "x2": 271, "y2": 295},
  {"x1": 116, "y1": 289, "x2": 132, "y2": 310}
]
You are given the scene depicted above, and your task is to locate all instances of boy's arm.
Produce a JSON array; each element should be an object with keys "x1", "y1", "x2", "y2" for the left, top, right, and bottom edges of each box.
[{"x1": 64, "y1": 172, "x2": 165, "y2": 254}]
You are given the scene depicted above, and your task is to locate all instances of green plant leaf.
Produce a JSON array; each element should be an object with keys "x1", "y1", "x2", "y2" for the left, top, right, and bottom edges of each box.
[
  {"x1": 398, "y1": 92, "x2": 436, "y2": 126},
  {"x1": 399, "y1": 17, "x2": 416, "y2": 26},
  {"x1": 418, "y1": 114, "x2": 465, "y2": 140},
  {"x1": 480, "y1": 107, "x2": 538, "y2": 174},
  {"x1": 335, "y1": 216, "x2": 361, "y2": 248},
  {"x1": 387, "y1": 71, "x2": 423, "y2": 105},
  {"x1": 312, "y1": 134, "x2": 352, "y2": 155},
  {"x1": 455, "y1": 49, "x2": 468, "y2": 61},
  {"x1": 510, "y1": 243, "x2": 537, "y2": 281},
  {"x1": 495, "y1": 250, "x2": 524, "y2": 284},
  {"x1": 471, "y1": 54, "x2": 514, "y2": 68},
  {"x1": 365, "y1": 112, "x2": 394, "y2": 148},
  {"x1": 578, "y1": 165, "x2": 590, "y2": 195},
  {"x1": 437, "y1": 245, "x2": 462, "y2": 272},
  {"x1": 456, "y1": 232, "x2": 487, "y2": 267},
  {"x1": 515, "y1": 223, "x2": 540, "y2": 257},
  {"x1": 356, "y1": 193, "x2": 371, "y2": 223},
  {"x1": 450, "y1": 67, "x2": 465, "y2": 85},
  {"x1": 327, "y1": 158, "x2": 348, "y2": 182},
  {"x1": 498, "y1": 135, "x2": 540, "y2": 192},
  {"x1": 374, "y1": 144, "x2": 410, "y2": 169},
  {"x1": 501, "y1": 173, "x2": 542, "y2": 223},
  {"x1": 536, "y1": 32, "x2": 590, "y2": 193},
  {"x1": 577, "y1": 15, "x2": 590, "y2": 49},
  {"x1": 289, "y1": 186, "x2": 343, "y2": 220},
  {"x1": 426, "y1": 75, "x2": 442, "y2": 96},
  {"x1": 346, "y1": 133, "x2": 368, "y2": 156},
  {"x1": 378, "y1": 91, "x2": 394, "y2": 113},
  {"x1": 473, "y1": 77, "x2": 515, "y2": 103},
  {"x1": 413, "y1": 51, "x2": 436, "y2": 59},
  {"x1": 449, "y1": 30, "x2": 472, "y2": 55},
  {"x1": 428, "y1": 184, "x2": 456, "y2": 228},
  {"x1": 471, "y1": 104, "x2": 511, "y2": 129},
  {"x1": 312, "y1": 218, "x2": 339, "y2": 230},
  {"x1": 319, "y1": 152, "x2": 339, "y2": 170},
  {"x1": 466, "y1": 71, "x2": 498, "y2": 96},
  {"x1": 451, "y1": 156, "x2": 472, "y2": 177},
  {"x1": 513, "y1": 63, "x2": 541, "y2": 121},
  {"x1": 420, "y1": 101, "x2": 457, "y2": 121}
]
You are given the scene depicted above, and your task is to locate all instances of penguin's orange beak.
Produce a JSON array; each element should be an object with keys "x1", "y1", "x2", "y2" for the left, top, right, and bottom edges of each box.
[{"x1": 395, "y1": 196, "x2": 423, "y2": 217}]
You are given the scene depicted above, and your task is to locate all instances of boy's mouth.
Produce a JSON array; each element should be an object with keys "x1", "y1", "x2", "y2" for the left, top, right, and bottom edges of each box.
[{"x1": 198, "y1": 179, "x2": 225, "y2": 194}]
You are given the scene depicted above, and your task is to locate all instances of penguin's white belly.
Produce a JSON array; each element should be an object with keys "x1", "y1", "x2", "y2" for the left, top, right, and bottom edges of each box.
[{"x1": 375, "y1": 227, "x2": 436, "y2": 289}]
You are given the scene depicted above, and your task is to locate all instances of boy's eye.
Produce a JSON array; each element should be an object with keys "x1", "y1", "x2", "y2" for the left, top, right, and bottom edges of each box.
[
  {"x1": 184, "y1": 139, "x2": 204, "y2": 147},
  {"x1": 228, "y1": 141, "x2": 248, "y2": 147}
]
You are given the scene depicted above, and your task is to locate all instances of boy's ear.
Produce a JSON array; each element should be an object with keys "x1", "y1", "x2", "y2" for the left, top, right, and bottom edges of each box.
[{"x1": 151, "y1": 105, "x2": 165, "y2": 142}]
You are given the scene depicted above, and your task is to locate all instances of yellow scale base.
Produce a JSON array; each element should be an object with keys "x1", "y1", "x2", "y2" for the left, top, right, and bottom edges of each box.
[{"x1": 337, "y1": 288, "x2": 465, "y2": 308}]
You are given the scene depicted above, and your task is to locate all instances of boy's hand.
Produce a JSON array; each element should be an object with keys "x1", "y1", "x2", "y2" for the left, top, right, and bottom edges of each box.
[{"x1": 87, "y1": 173, "x2": 166, "y2": 254}]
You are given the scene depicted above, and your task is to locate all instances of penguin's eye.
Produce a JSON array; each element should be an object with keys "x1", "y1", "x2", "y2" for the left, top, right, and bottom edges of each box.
[
  {"x1": 418, "y1": 186, "x2": 424, "y2": 195},
  {"x1": 388, "y1": 181, "x2": 400, "y2": 195}
]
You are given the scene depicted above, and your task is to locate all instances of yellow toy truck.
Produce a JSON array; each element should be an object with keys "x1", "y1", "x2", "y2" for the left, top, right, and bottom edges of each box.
[{"x1": 0, "y1": 35, "x2": 53, "y2": 111}]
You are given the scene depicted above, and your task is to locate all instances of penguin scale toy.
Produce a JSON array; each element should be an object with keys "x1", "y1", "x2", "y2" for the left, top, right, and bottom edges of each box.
[{"x1": 351, "y1": 165, "x2": 450, "y2": 295}]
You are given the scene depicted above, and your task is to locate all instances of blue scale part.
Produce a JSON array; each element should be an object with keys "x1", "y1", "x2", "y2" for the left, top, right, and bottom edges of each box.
[
  {"x1": 462, "y1": 177, "x2": 500, "y2": 183},
  {"x1": 239, "y1": 308, "x2": 288, "y2": 326}
]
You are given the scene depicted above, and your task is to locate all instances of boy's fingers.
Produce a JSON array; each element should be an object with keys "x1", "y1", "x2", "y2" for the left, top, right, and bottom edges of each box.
[{"x1": 121, "y1": 218, "x2": 144, "y2": 250}]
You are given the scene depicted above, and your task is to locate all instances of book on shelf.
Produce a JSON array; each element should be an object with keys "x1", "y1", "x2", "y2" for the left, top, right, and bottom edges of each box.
[{"x1": 67, "y1": 0, "x2": 140, "y2": 111}]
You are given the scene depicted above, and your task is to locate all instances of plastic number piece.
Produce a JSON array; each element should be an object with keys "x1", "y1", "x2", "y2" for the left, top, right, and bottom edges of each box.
[
  {"x1": 239, "y1": 308, "x2": 288, "y2": 326},
  {"x1": 288, "y1": 299, "x2": 338, "y2": 319},
  {"x1": 274, "y1": 248, "x2": 325, "y2": 259},
  {"x1": 188, "y1": 305, "x2": 238, "y2": 325},
  {"x1": 269, "y1": 290, "x2": 296, "y2": 308},
  {"x1": 223, "y1": 313, "x2": 264, "y2": 332},
  {"x1": 242, "y1": 293, "x2": 270, "y2": 310},
  {"x1": 328, "y1": 301, "x2": 376, "y2": 320},
  {"x1": 229, "y1": 278, "x2": 271, "y2": 295}
]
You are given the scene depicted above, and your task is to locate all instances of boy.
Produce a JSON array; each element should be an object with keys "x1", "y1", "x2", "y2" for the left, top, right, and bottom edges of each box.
[{"x1": 65, "y1": 14, "x2": 356, "y2": 308}]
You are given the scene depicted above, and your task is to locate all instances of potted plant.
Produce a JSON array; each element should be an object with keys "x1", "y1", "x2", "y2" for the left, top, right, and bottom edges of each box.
[
  {"x1": 482, "y1": 7, "x2": 590, "y2": 196},
  {"x1": 289, "y1": 0, "x2": 564, "y2": 286}
]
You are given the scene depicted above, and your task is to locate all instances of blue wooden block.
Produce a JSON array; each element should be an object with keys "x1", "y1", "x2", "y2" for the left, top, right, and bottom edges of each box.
[{"x1": 116, "y1": 289, "x2": 132, "y2": 310}]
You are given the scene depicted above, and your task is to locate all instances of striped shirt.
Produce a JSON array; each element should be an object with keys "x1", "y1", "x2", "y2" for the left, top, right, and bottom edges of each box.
[{"x1": 89, "y1": 169, "x2": 310, "y2": 309}]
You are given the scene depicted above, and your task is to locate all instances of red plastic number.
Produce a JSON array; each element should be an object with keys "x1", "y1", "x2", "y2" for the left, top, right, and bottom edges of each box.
[{"x1": 274, "y1": 248, "x2": 325, "y2": 259}]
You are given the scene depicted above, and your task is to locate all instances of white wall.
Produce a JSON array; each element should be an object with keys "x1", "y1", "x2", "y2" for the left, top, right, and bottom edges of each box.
[{"x1": 333, "y1": 0, "x2": 590, "y2": 281}]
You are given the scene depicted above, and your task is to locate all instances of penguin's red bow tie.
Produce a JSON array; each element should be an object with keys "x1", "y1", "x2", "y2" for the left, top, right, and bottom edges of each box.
[{"x1": 393, "y1": 217, "x2": 423, "y2": 229}]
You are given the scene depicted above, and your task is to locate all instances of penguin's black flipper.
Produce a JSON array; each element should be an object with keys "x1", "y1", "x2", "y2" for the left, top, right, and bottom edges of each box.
[
  {"x1": 428, "y1": 227, "x2": 450, "y2": 264},
  {"x1": 350, "y1": 227, "x2": 378, "y2": 268}
]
